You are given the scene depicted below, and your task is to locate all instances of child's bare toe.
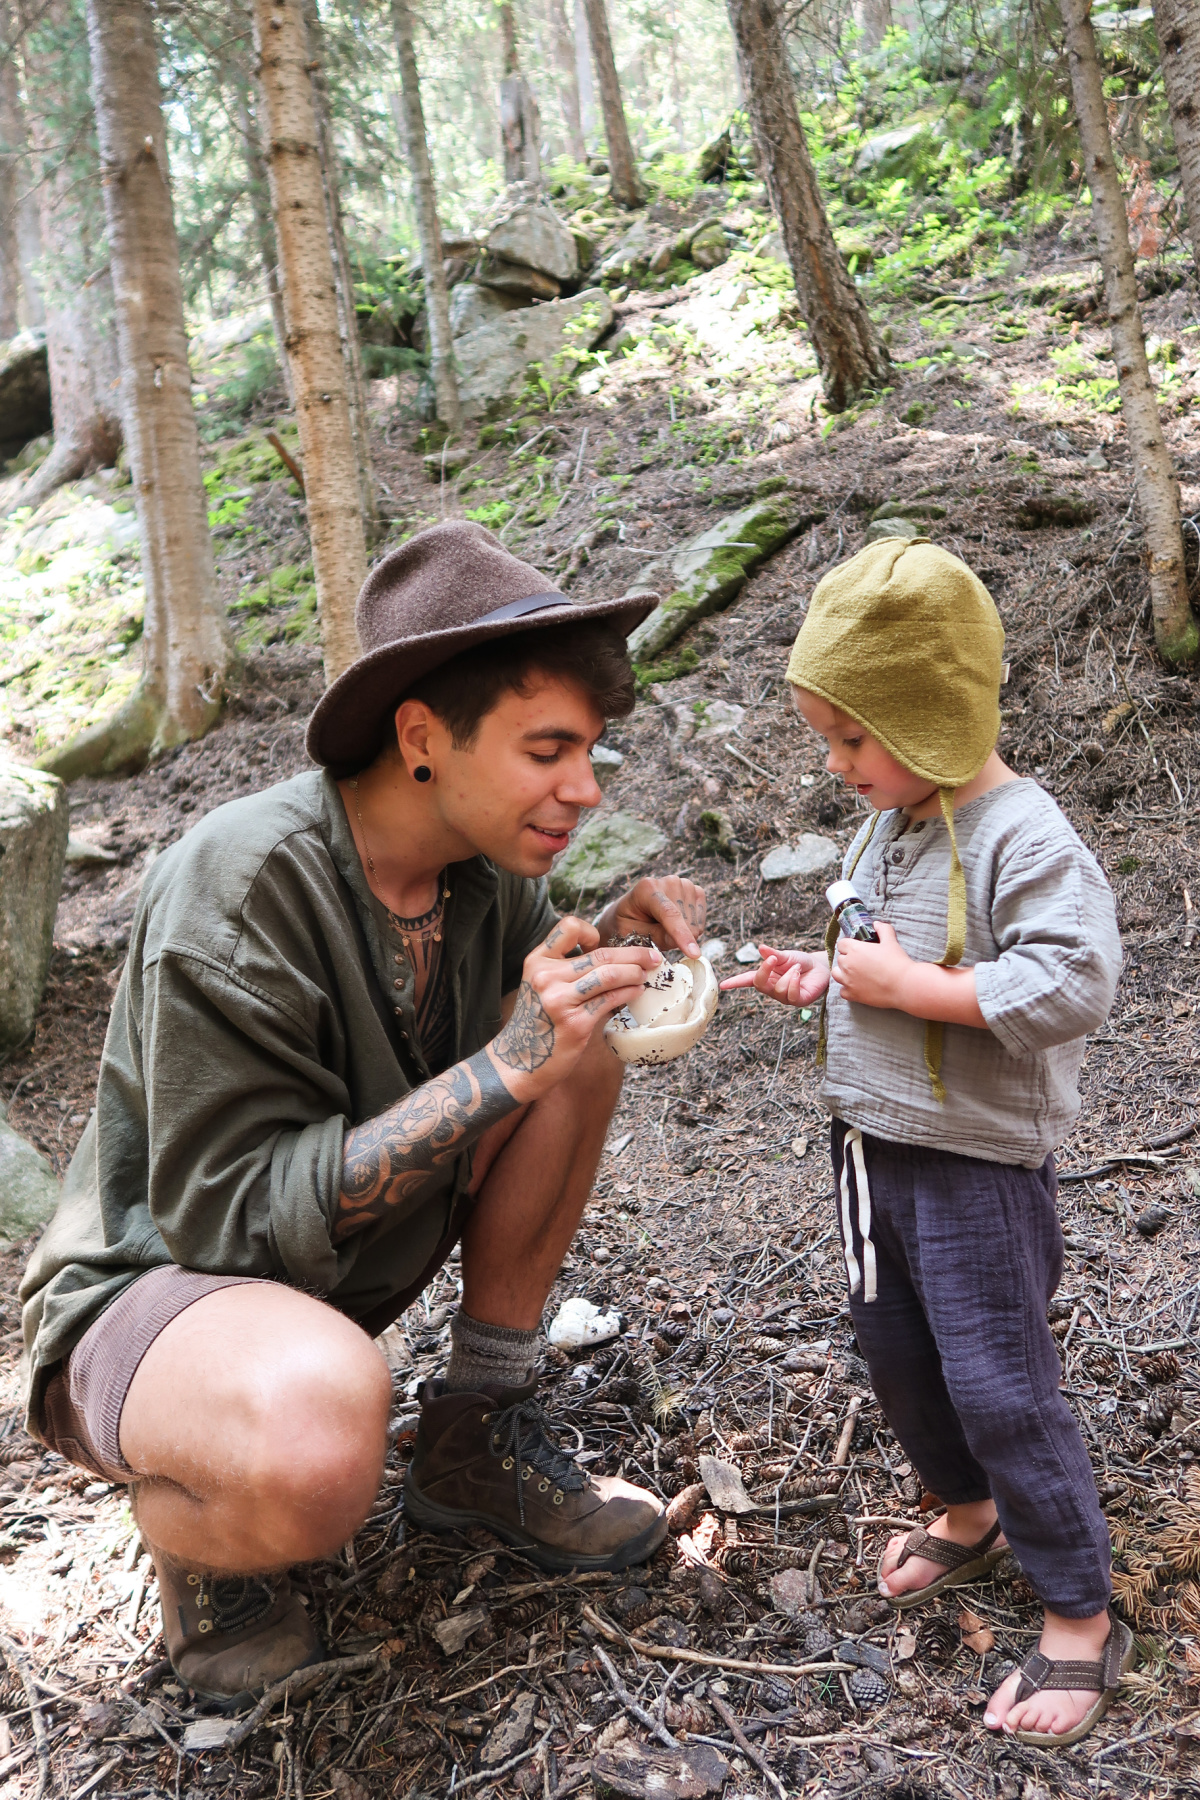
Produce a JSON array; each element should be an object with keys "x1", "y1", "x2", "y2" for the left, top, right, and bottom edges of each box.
[
  {"x1": 985, "y1": 1673, "x2": 1095, "y2": 1739},
  {"x1": 983, "y1": 1671, "x2": 1020, "y2": 1731}
]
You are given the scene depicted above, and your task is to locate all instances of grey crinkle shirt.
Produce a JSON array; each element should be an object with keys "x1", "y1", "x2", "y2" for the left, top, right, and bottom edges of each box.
[
  {"x1": 19, "y1": 770, "x2": 557, "y2": 1435},
  {"x1": 822, "y1": 779, "x2": 1121, "y2": 1166}
]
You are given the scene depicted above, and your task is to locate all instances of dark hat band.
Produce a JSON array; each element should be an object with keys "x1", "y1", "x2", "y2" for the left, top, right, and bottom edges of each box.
[{"x1": 471, "y1": 591, "x2": 574, "y2": 628}]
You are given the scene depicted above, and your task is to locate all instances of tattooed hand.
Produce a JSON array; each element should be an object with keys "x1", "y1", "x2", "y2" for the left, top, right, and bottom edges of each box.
[
  {"x1": 489, "y1": 914, "x2": 662, "y2": 1102},
  {"x1": 595, "y1": 876, "x2": 707, "y2": 958}
]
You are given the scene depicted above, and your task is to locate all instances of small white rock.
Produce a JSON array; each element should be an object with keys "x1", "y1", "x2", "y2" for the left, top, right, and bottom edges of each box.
[
  {"x1": 547, "y1": 1296, "x2": 623, "y2": 1350},
  {"x1": 700, "y1": 938, "x2": 727, "y2": 962},
  {"x1": 735, "y1": 943, "x2": 761, "y2": 965}
]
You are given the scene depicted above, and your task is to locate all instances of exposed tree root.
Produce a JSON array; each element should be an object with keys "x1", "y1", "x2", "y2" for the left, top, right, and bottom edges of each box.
[{"x1": 36, "y1": 680, "x2": 224, "y2": 783}]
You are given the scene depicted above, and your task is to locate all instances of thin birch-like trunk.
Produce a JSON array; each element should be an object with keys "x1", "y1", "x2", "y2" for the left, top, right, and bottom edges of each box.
[
  {"x1": 545, "y1": 0, "x2": 586, "y2": 162},
  {"x1": 252, "y1": 0, "x2": 365, "y2": 681},
  {"x1": 573, "y1": 0, "x2": 596, "y2": 145},
  {"x1": 300, "y1": 0, "x2": 377, "y2": 542},
  {"x1": 1062, "y1": 0, "x2": 1198, "y2": 665},
  {"x1": 389, "y1": 0, "x2": 460, "y2": 431},
  {"x1": 1152, "y1": 0, "x2": 1200, "y2": 277},
  {"x1": 726, "y1": 0, "x2": 891, "y2": 410},
  {"x1": 499, "y1": 0, "x2": 542, "y2": 187},
  {"x1": 0, "y1": 3, "x2": 21, "y2": 338},
  {"x1": 234, "y1": 82, "x2": 293, "y2": 406},
  {"x1": 580, "y1": 0, "x2": 642, "y2": 207},
  {"x1": 20, "y1": 0, "x2": 123, "y2": 510},
  {"x1": 51, "y1": 0, "x2": 230, "y2": 778}
]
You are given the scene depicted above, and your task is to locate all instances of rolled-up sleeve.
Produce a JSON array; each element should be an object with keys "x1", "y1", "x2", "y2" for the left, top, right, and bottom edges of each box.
[
  {"x1": 973, "y1": 830, "x2": 1122, "y2": 1057},
  {"x1": 140, "y1": 950, "x2": 355, "y2": 1293}
]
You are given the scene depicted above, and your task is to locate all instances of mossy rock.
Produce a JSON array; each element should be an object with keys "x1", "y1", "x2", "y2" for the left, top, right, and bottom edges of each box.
[
  {"x1": 627, "y1": 500, "x2": 805, "y2": 663},
  {"x1": 549, "y1": 812, "x2": 667, "y2": 907}
]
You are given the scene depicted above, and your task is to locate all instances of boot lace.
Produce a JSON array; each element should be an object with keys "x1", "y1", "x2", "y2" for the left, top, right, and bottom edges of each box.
[
  {"x1": 197, "y1": 1574, "x2": 276, "y2": 1635},
  {"x1": 487, "y1": 1396, "x2": 587, "y2": 1524}
]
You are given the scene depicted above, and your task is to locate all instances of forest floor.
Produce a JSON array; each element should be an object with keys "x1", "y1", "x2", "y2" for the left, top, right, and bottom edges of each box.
[{"x1": 0, "y1": 189, "x2": 1198, "y2": 1800}]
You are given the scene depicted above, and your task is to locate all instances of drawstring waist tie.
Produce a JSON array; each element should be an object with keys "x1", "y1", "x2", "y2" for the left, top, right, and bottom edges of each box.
[{"x1": 839, "y1": 1125, "x2": 877, "y2": 1304}]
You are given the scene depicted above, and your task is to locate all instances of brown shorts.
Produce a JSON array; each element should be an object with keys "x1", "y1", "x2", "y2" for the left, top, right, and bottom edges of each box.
[{"x1": 39, "y1": 1267, "x2": 268, "y2": 1482}]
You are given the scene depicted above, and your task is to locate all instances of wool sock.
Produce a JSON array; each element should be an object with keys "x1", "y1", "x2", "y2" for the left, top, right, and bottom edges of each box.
[{"x1": 444, "y1": 1309, "x2": 540, "y2": 1393}]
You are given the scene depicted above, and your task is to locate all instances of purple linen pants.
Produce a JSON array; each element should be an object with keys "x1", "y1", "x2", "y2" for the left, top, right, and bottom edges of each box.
[{"x1": 830, "y1": 1119, "x2": 1111, "y2": 1618}]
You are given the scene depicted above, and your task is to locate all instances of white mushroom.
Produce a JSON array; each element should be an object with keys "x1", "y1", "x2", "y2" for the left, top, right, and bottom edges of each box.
[{"x1": 604, "y1": 955, "x2": 719, "y2": 1066}]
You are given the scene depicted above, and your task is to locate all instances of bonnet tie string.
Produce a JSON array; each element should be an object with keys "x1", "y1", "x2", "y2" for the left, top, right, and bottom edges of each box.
[{"x1": 922, "y1": 787, "x2": 966, "y2": 1105}]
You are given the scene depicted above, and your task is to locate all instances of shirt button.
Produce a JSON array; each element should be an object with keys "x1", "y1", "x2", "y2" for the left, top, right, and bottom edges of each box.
[
  {"x1": 394, "y1": 978, "x2": 403, "y2": 988},
  {"x1": 891, "y1": 848, "x2": 904, "y2": 863},
  {"x1": 394, "y1": 953, "x2": 403, "y2": 964}
]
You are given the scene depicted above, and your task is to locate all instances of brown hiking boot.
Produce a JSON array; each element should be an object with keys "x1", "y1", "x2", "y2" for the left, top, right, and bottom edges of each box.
[
  {"x1": 404, "y1": 1379, "x2": 667, "y2": 1572},
  {"x1": 152, "y1": 1547, "x2": 322, "y2": 1710}
]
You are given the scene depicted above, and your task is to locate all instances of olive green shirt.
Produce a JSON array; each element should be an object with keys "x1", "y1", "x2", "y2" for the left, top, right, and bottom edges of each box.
[{"x1": 20, "y1": 770, "x2": 556, "y2": 1436}]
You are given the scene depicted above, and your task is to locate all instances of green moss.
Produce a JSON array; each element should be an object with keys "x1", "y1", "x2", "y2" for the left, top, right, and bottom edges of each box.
[{"x1": 633, "y1": 644, "x2": 700, "y2": 691}]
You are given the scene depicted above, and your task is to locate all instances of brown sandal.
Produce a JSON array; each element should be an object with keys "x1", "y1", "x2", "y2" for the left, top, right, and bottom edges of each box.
[
  {"x1": 881, "y1": 1518, "x2": 1007, "y2": 1610},
  {"x1": 1006, "y1": 1606, "x2": 1135, "y2": 1746}
]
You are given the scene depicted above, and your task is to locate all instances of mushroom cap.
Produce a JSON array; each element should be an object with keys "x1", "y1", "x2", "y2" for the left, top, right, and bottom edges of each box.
[{"x1": 604, "y1": 955, "x2": 719, "y2": 1065}]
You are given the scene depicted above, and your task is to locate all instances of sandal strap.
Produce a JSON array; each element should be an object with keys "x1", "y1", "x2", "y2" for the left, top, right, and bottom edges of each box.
[
  {"x1": 895, "y1": 1518, "x2": 1003, "y2": 1573},
  {"x1": 1013, "y1": 1610, "x2": 1130, "y2": 1704}
]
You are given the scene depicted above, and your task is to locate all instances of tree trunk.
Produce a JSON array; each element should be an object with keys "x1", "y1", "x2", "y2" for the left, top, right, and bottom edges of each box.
[
  {"x1": 545, "y1": 0, "x2": 586, "y2": 163},
  {"x1": 252, "y1": 0, "x2": 365, "y2": 682},
  {"x1": 726, "y1": 0, "x2": 891, "y2": 410},
  {"x1": 19, "y1": 0, "x2": 123, "y2": 509},
  {"x1": 573, "y1": 0, "x2": 597, "y2": 145},
  {"x1": 499, "y1": 0, "x2": 542, "y2": 187},
  {"x1": 389, "y1": 0, "x2": 460, "y2": 431},
  {"x1": 300, "y1": 0, "x2": 377, "y2": 543},
  {"x1": 0, "y1": 3, "x2": 22, "y2": 339},
  {"x1": 234, "y1": 82, "x2": 293, "y2": 406},
  {"x1": 49, "y1": 0, "x2": 230, "y2": 779},
  {"x1": 0, "y1": 0, "x2": 44, "y2": 331},
  {"x1": 1152, "y1": 0, "x2": 1200, "y2": 277},
  {"x1": 580, "y1": 0, "x2": 642, "y2": 207},
  {"x1": 852, "y1": 0, "x2": 892, "y2": 52},
  {"x1": 1062, "y1": 0, "x2": 1198, "y2": 665}
]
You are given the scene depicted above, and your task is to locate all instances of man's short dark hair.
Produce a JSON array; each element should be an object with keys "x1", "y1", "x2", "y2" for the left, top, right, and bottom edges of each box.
[{"x1": 388, "y1": 619, "x2": 636, "y2": 753}]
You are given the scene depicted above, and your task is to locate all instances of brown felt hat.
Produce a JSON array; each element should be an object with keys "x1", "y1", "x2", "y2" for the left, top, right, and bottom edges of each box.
[{"x1": 306, "y1": 521, "x2": 658, "y2": 772}]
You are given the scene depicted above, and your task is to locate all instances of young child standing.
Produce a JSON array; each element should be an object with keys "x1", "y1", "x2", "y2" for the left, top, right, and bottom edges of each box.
[{"x1": 723, "y1": 539, "x2": 1130, "y2": 1746}]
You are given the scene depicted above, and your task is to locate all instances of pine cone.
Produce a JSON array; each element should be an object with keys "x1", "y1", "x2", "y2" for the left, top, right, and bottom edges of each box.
[
  {"x1": 803, "y1": 1622, "x2": 836, "y2": 1659},
  {"x1": 1146, "y1": 1388, "x2": 1180, "y2": 1438},
  {"x1": 756, "y1": 1676, "x2": 793, "y2": 1712},
  {"x1": 1143, "y1": 1350, "x2": 1181, "y2": 1386},
  {"x1": 920, "y1": 1614, "x2": 960, "y2": 1664},
  {"x1": 849, "y1": 1667, "x2": 890, "y2": 1708},
  {"x1": 1087, "y1": 1348, "x2": 1119, "y2": 1382}
]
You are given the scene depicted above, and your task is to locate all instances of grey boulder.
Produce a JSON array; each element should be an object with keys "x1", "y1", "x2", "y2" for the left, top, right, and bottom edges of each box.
[
  {"x1": 0, "y1": 1107, "x2": 60, "y2": 1242},
  {"x1": 448, "y1": 282, "x2": 524, "y2": 338},
  {"x1": 549, "y1": 811, "x2": 666, "y2": 907},
  {"x1": 0, "y1": 331, "x2": 51, "y2": 450},
  {"x1": 485, "y1": 200, "x2": 579, "y2": 284},
  {"x1": 453, "y1": 289, "x2": 614, "y2": 420},
  {"x1": 760, "y1": 835, "x2": 840, "y2": 881},
  {"x1": 0, "y1": 764, "x2": 68, "y2": 1051},
  {"x1": 864, "y1": 516, "x2": 925, "y2": 545}
]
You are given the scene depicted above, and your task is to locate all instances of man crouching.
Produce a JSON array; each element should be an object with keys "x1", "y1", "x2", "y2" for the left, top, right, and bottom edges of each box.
[{"x1": 20, "y1": 522, "x2": 705, "y2": 1708}]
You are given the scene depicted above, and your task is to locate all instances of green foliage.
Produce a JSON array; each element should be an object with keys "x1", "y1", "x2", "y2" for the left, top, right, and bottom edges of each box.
[
  {"x1": 210, "y1": 339, "x2": 283, "y2": 420},
  {"x1": 463, "y1": 500, "x2": 515, "y2": 528},
  {"x1": 230, "y1": 563, "x2": 318, "y2": 650},
  {"x1": 360, "y1": 345, "x2": 426, "y2": 379}
]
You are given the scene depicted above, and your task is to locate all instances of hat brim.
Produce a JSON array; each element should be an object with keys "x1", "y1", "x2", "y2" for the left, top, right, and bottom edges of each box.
[{"x1": 306, "y1": 589, "x2": 659, "y2": 772}]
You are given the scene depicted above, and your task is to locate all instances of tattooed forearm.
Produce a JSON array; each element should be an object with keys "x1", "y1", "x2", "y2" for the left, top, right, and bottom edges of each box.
[
  {"x1": 492, "y1": 978, "x2": 555, "y2": 1074},
  {"x1": 334, "y1": 1050, "x2": 520, "y2": 1240}
]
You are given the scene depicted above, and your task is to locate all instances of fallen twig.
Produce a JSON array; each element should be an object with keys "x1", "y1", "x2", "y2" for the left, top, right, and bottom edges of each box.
[
  {"x1": 0, "y1": 1635, "x2": 49, "y2": 1800},
  {"x1": 219, "y1": 1653, "x2": 379, "y2": 1753},
  {"x1": 452, "y1": 1725, "x2": 554, "y2": 1792},
  {"x1": 265, "y1": 430, "x2": 305, "y2": 493},
  {"x1": 594, "y1": 1644, "x2": 679, "y2": 1749},
  {"x1": 583, "y1": 1607, "x2": 855, "y2": 1678},
  {"x1": 708, "y1": 1692, "x2": 786, "y2": 1800}
]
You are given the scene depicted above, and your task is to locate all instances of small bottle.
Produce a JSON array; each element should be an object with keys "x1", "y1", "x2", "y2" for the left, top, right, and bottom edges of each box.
[{"x1": 826, "y1": 879, "x2": 880, "y2": 944}]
